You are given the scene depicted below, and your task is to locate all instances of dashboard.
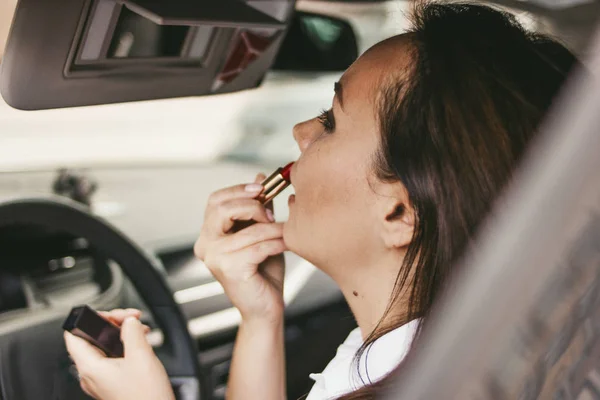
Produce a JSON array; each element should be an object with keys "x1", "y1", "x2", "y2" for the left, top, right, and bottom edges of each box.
[
  {"x1": 0, "y1": 272, "x2": 26, "y2": 314},
  {"x1": 0, "y1": 228, "x2": 112, "y2": 316},
  {"x1": 0, "y1": 163, "x2": 353, "y2": 399},
  {"x1": 0, "y1": 162, "x2": 344, "y2": 337}
]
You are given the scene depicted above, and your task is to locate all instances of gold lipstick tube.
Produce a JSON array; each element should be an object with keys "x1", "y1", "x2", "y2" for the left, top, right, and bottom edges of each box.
[{"x1": 257, "y1": 167, "x2": 291, "y2": 204}]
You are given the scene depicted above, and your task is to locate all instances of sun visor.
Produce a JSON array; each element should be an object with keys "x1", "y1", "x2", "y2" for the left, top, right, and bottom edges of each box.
[
  {"x1": 0, "y1": 0, "x2": 294, "y2": 110},
  {"x1": 122, "y1": 0, "x2": 286, "y2": 28}
]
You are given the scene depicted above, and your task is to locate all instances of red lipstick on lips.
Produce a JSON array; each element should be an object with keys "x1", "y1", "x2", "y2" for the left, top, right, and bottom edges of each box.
[
  {"x1": 257, "y1": 162, "x2": 294, "y2": 204},
  {"x1": 280, "y1": 162, "x2": 293, "y2": 181}
]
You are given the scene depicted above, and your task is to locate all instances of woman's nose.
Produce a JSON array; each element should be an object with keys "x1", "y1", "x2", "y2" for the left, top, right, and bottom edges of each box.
[{"x1": 293, "y1": 119, "x2": 318, "y2": 153}]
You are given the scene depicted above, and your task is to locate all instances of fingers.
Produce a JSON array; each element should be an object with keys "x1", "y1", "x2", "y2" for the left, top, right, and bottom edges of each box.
[
  {"x1": 98, "y1": 308, "x2": 141, "y2": 326},
  {"x1": 207, "y1": 181, "x2": 264, "y2": 207},
  {"x1": 64, "y1": 331, "x2": 105, "y2": 366},
  {"x1": 97, "y1": 309, "x2": 149, "y2": 333},
  {"x1": 121, "y1": 317, "x2": 153, "y2": 357},
  {"x1": 196, "y1": 173, "x2": 276, "y2": 261},
  {"x1": 215, "y1": 198, "x2": 273, "y2": 233},
  {"x1": 78, "y1": 376, "x2": 97, "y2": 399},
  {"x1": 207, "y1": 173, "x2": 267, "y2": 212},
  {"x1": 254, "y1": 173, "x2": 266, "y2": 184},
  {"x1": 203, "y1": 174, "x2": 272, "y2": 235},
  {"x1": 64, "y1": 332, "x2": 105, "y2": 399},
  {"x1": 229, "y1": 239, "x2": 287, "y2": 266},
  {"x1": 208, "y1": 238, "x2": 287, "y2": 276},
  {"x1": 218, "y1": 223, "x2": 285, "y2": 253},
  {"x1": 203, "y1": 223, "x2": 286, "y2": 276}
]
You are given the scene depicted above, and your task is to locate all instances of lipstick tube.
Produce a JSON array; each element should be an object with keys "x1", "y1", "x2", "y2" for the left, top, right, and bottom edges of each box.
[
  {"x1": 230, "y1": 163, "x2": 293, "y2": 233},
  {"x1": 257, "y1": 162, "x2": 293, "y2": 204}
]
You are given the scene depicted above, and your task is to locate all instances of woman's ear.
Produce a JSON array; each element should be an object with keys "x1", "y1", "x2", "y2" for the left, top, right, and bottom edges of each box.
[{"x1": 381, "y1": 200, "x2": 415, "y2": 249}]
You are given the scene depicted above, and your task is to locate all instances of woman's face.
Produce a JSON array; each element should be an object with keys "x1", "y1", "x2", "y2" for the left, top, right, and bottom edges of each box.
[{"x1": 284, "y1": 38, "x2": 412, "y2": 281}]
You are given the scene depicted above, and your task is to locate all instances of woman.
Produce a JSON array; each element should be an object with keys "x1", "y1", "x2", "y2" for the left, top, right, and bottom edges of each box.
[{"x1": 64, "y1": 2, "x2": 579, "y2": 399}]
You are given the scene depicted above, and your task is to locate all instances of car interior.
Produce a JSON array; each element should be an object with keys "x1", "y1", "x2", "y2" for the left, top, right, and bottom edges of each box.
[{"x1": 0, "y1": 0, "x2": 599, "y2": 399}]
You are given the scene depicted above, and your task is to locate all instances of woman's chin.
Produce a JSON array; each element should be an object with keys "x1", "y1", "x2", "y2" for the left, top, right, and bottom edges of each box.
[{"x1": 281, "y1": 217, "x2": 319, "y2": 265}]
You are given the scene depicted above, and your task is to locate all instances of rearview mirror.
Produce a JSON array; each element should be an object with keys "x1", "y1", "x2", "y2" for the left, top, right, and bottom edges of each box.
[{"x1": 272, "y1": 11, "x2": 358, "y2": 72}]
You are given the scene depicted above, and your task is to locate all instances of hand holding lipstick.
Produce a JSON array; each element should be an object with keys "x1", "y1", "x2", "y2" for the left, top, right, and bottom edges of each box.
[{"x1": 194, "y1": 171, "x2": 288, "y2": 323}]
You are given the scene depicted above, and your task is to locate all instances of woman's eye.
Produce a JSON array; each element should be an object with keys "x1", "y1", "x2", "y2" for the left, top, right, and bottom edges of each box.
[{"x1": 317, "y1": 108, "x2": 335, "y2": 133}]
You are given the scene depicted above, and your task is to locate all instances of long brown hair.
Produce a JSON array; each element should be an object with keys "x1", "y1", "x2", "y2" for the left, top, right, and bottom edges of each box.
[{"x1": 339, "y1": 2, "x2": 579, "y2": 399}]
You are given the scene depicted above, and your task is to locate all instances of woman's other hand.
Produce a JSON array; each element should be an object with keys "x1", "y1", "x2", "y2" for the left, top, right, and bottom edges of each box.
[
  {"x1": 64, "y1": 308, "x2": 174, "y2": 400},
  {"x1": 194, "y1": 174, "x2": 287, "y2": 323}
]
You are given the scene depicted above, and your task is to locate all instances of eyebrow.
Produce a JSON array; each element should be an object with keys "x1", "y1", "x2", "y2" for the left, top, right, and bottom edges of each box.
[{"x1": 334, "y1": 81, "x2": 344, "y2": 111}]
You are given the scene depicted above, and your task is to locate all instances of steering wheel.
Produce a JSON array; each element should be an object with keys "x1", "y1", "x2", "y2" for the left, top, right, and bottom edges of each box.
[{"x1": 0, "y1": 197, "x2": 204, "y2": 400}]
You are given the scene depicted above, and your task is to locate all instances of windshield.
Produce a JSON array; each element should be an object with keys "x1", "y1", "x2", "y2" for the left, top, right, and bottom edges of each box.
[
  {"x1": 0, "y1": 0, "x2": 343, "y2": 171},
  {"x1": 0, "y1": 1, "x2": 542, "y2": 172}
]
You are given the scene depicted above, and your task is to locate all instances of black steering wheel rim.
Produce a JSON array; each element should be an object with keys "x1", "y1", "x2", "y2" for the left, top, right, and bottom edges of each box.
[{"x1": 0, "y1": 197, "x2": 203, "y2": 399}]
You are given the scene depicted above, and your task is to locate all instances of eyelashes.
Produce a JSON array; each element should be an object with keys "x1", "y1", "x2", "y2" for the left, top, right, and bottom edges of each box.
[{"x1": 317, "y1": 108, "x2": 335, "y2": 133}]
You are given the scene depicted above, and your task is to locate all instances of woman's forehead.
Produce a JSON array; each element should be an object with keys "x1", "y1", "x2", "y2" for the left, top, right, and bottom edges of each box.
[{"x1": 339, "y1": 36, "x2": 412, "y2": 111}]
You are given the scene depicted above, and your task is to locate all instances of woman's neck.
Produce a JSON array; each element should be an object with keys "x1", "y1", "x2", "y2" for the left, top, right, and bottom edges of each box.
[{"x1": 336, "y1": 254, "x2": 408, "y2": 341}]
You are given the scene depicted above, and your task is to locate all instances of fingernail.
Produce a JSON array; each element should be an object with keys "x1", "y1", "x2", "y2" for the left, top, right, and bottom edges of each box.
[
  {"x1": 266, "y1": 209, "x2": 275, "y2": 222},
  {"x1": 125, "y1": 317, "x2": 139, "y2": 325},
  {"x1": 245, "y1": 183, "x2": 263, "y2": 192}
]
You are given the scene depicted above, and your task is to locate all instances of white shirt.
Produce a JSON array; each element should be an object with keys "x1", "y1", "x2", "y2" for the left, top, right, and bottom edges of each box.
[{"x1": 306, "y1": 320, "x2": 419, "y2": 400}]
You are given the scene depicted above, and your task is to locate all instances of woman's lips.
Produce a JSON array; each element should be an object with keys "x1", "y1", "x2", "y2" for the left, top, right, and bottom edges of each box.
[
  {"x1": 287, "y1": 162, "x2": 296, "y2": 206},
  {"x1": 288, "y1": 163, "x2": 296, "y2": 185},
  {"x1": 281, "y1": 162, "x2": 293, "y2": 182}
]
